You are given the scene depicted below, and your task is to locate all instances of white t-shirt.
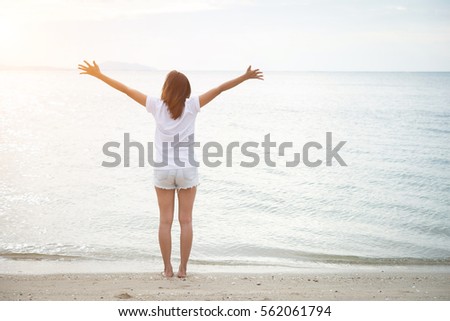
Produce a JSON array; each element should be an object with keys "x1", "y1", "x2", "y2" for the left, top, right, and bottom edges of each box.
[{"x1": 146, "y1": 96, "x2": 200, "y2": 169}]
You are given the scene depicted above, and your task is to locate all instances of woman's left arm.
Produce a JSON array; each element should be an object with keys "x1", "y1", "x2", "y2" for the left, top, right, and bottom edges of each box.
[{"x1": 78, "y1": 60, "x2": 147, "y2": 107}]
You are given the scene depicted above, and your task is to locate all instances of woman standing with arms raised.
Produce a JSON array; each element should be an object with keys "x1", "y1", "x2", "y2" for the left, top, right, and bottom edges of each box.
[{"x1": 78, "y1": 61, "x2": 263, "y2": 277}]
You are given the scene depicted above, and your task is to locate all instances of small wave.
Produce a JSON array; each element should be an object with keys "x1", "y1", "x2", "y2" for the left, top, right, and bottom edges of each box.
[
  {"x1": 190, "y1": 255, "x2": 450, "y2": 269},
  {"x1": 420, "y1": 127, "x2": 450, "y2": 134},
  {"x1": 1, "y1": 249, "x2": 449, "y2": 267},
  {"x1": 219, "y1": 245, "x2": 450, "y2": 266},
  {"x1": 309, "y1": 255, "x2": 450, "y2": 266},
  {"x1": 282, "y1": 249, "x2": 450, "y2": 266},
  {"x1": 0, "y1": 252, "x2": 83, "y2": 261}
]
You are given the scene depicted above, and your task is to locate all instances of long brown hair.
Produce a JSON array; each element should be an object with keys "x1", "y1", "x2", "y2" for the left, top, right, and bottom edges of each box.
[{"x1": 161, "y1": 70, "x2": 191, "y2": 120}]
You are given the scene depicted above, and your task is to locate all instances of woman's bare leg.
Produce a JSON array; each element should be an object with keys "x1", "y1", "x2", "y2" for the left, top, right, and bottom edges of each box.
[
  {"x1": 155, "y1": 187, "x2": 175, "y2": 277},
  {"x1": 177, "y1": 187, "x2": 196, "y2": 278}
]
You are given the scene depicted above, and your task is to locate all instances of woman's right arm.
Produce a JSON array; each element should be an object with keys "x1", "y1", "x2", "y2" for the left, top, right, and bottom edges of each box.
[
  {"x1": 78, "y1": 60, "x2": 147, "y2": 107},
  {"x1": 199, "y1": 65, "x2": 263, "y2": 108}
]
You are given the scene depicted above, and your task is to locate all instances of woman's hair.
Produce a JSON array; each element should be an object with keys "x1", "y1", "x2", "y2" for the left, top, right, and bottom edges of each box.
[{"x1": 161, "y1": 70, "x2": 191, "y2": 120}]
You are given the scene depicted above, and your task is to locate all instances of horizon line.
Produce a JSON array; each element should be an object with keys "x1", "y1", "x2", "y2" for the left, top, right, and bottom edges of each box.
[{"x1": 1, "y1": 65, "x2": 449, "y2": 73}]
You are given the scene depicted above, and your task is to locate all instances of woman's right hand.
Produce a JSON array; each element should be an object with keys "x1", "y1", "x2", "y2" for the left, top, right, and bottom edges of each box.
[
  {"x1": 78, "y1": 60, "x2": 102, "y2": 78},
  {"x1": 244, "y1": 65, "x2": 264, "y2": 80}
]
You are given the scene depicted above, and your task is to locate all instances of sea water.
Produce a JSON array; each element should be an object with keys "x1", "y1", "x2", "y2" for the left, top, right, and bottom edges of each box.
[{"x1": 0, "y1": 70, "x2": 449, "y2": 273}]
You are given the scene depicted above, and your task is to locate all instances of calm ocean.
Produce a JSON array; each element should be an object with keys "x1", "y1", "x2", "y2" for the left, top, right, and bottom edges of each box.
[{"x1": 1, "y1": 70, "x2": 449, "y2": 273}]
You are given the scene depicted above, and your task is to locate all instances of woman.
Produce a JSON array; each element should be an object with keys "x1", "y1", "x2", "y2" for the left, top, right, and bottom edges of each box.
[{"x1": 78, "y1": 61, "x2": 263, "y2": 277}]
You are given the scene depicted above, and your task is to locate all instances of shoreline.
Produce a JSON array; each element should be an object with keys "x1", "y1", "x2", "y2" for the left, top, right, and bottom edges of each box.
[{"x1": 1, "y1": 271, "x2": 449, "y2": 301}]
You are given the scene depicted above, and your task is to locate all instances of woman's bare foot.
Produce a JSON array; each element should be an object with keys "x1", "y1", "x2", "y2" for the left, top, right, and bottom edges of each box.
[
  {"x1": 177, "y1": 266, "x2": 187, "y2": 278},
  {"x1": 162, "y1": 266, "x2": 174, "y2": 278}
]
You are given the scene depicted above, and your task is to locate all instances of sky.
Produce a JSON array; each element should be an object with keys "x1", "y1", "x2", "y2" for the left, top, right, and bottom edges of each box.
[{"x1": 0, "y1": 0, "x2": 449, "y2": 71}]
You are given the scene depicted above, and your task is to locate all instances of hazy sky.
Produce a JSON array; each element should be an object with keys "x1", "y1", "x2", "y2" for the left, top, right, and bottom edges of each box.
[{"x1": 1, "y1": 0, "x2": 449, "y2": 71}]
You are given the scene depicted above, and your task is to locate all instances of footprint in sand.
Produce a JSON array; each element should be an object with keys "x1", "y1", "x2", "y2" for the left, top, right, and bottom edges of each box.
[{"x1": 115, "y1": 292, "x2": 133, "y2": 300}]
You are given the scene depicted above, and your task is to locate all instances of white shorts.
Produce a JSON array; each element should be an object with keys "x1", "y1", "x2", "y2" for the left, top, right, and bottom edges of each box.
[{"x1": 153, "y1": 167, "x2": 199, "y2": 190}]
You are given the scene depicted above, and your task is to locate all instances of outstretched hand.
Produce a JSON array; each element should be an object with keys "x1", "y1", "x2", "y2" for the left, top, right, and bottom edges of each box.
[
  {"x1": 78, "y1": 60, "x2": 102, "y2": 78},
  {"x1": 244, "y1": 65, "x2": 264, "y2": 80}
]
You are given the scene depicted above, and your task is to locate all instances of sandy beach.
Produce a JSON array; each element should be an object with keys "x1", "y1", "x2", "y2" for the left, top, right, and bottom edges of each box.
[{"x1": 1, "y1": 270, "x2": 449, "y2": 301}]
